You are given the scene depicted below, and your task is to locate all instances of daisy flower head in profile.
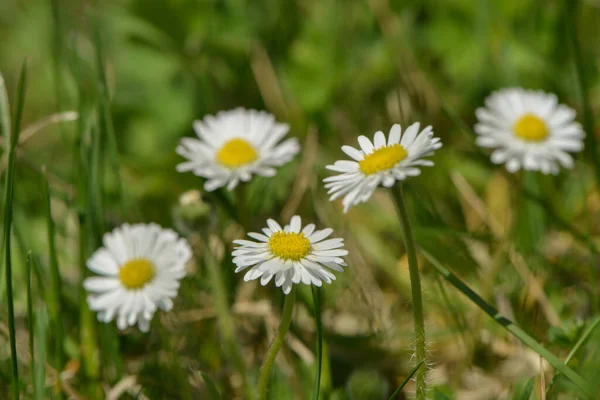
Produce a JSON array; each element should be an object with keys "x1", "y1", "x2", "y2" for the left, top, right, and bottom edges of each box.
[
  {"x1": 232, "y1": 216, "x2": 348, "y2": 294},
  {"x1": 474, "y1": 88, "x2": 585, "y2": 174},
  {"x1": 176, "y1": 107, "x2": 300, "y2": 192},
  {"x1": 84, "y1": 223, "x2": 192, "y2": 332},
  {"x1": 324, "y1": 123, "x2": 442, "y2": 213}
]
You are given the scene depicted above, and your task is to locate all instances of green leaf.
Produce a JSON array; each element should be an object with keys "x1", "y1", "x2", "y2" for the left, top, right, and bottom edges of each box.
[{"x1": 199, "y1": 371, "x2": 222, "y2": 400}]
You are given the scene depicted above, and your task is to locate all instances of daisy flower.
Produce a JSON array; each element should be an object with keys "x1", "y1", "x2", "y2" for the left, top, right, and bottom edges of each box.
[
  {"x1": 232, "y1": 215, "x2": 347, "y2": 294},
  {"x1": 323, "y1": 123, "x2": 442, "y2": 213},
  {"x1": 84, "y1": 223, "x2": 192, "y2": 332},
  {"x1": 474, "y1": 88, "x2": 585, "y2": 174},
  {"x1": 176, "y1": 107, "x2": 300, "y2": 191}
]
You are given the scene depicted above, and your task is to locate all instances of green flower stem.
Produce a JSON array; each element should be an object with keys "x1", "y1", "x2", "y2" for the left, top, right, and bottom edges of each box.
[
  {"x1": 203, "y1": 244, "x2": 253, "y2": 399},
  {"x1": 257, "y1": 287, "x2": 296, "y2": 400},
  {"x1": 391, "y1": 185, "x2": 427, "y2": 399},
  {"x1": 311, "y1": 286, "x2": 323, "y2": 400}
]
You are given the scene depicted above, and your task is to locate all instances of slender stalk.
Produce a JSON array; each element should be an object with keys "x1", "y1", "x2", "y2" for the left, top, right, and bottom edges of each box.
[
  {"x1": 26, "y1": 251, "x2": 36, "y2": 394},
  {"x1": 422, "y1": 250, "x2": 593, "y2": 397},
  {"x1": 257, "y1": 287, "x2": 296, "y2": 400},
  {"x1": 3, "y1": 60, "x2": 27, "y2": 400},
  {"x1": 41, "y1": 166, "x2": 64, "y2": 399},
  {"x1": 204, "y1": 242, "x2": 253, "y2": 398},
  {"x1": 391, "y1": 185, "x2": 427, "y2": 399},
  {"x1": 311, "y1": 286, "x2": 323, "y2": 400}
]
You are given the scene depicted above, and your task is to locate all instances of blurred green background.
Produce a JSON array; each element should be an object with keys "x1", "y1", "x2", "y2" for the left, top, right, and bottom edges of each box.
[{"x1": 1, "y1": 0, "x2": 600, "y2": 398}]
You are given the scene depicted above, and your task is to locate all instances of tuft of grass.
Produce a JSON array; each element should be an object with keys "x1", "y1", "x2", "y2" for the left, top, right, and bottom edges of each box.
[{"x1": 2, "y1": 60, "x2": 27, "y2": 400}]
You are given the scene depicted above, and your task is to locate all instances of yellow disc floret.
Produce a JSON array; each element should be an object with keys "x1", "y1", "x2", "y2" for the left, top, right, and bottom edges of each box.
[
  {"x1": 513, "y1": 113, "x2": 548, "y2": 142},
  {"x1": 119, "y1": 258, "x2": 155, "y2": 290},
  {"x1": 216, "y1": 138, "x2": 258, "y2": 168},
  {"x1": 359, "y1": 143, "x2": 408, "y2": 175},
  {"x1": 269, "y1": 232, "x2": 311, "y2": 261}
]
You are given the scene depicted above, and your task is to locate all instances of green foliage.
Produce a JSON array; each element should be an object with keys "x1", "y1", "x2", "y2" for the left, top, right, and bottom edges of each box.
[{"x1": 1, "y1": 0, "x2": 600, "y2": 398}]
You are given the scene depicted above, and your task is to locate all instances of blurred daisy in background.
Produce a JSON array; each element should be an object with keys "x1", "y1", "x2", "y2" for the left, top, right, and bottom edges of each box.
[
  {"x1": 84, "y1": 223, "x2": 192, "y2": 332},
  {"x1": 475, "y1": 88, "x2": 585, "y2": 174},
  {"x1": 176, "y1": 107, "x2": 300, "y2": 191},
  {"x1": 232, "y1": 215, "x2": 347, "y2": 294},
  {"x1": 324, "y1": 123, "x2": 442, "y2": 213}
]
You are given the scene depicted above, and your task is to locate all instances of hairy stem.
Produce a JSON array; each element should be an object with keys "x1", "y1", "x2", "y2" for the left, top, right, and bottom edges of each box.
[{"x1": 392, "y1": 185, "x2": 427, "y2": 399}]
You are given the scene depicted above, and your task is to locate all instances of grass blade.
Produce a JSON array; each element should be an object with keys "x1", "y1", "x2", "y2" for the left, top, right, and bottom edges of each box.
[
  {"x1": 26, "y1": 251, "x2": 36, "y2": 395},
  {"x1": 388, "y1": 360, "x2": 424, "y2": 400},
  {"x1": 311, "y1": 286, "x2": 323, "y2": 400},
  {"x1": 204, "y1": 244, "x2": 253, "y2": 398},
  {"x1": 546, "y1": 316, "x2": 600, "y2": 395},
  {"x1": 92, "y1": 13, "x2": 125, "y2": 212},
  {"x1": 199, "y1": 371, "x2": 222, "y2": 400},
  {"x1": 515, "y1": 378, "x2": 535, "y2": 400},
  {"x1": 421, "y1": 250, "x2": 593, "y2": 397},
  {"x1": 0, "y1": 70, "x2": 11, "y2": 151},
  {"x1": 34, "y1": 306, "x2": 49, "y2": 400},
  {"x1": 41, "y1": 165, "x2": 64, "y2": 398},
  {"x1": 2, "y1": 59, "x2": 27, "y2": 400},
  {"x1": 566, "y1": 0, "x2": 600, "y2": 180}
]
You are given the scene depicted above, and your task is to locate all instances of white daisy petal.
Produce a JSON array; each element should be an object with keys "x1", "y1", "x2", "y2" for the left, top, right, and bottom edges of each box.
[
  {"x1": 84, "y1": 223, "x2": 191, "y2": 333},
  {"x1": 324, "y1": 123, "x2": 441, "y2": 212},
  {"x1": 474, "y1": 88, "x2": 584, "y2": 174},
  {"x1": 232, "y1": 217, "x2": 347, "y2": 294},
  {"x1": 177, "y1": 108, "x2": 300, "y2": 191}
]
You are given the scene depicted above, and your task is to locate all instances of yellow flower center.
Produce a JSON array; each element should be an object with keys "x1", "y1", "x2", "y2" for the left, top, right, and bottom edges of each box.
[
  {"x1": 359, "y1": 143, "x2": 408, "y2": 175},
  {"x1": 118, "y1": 258, "x2": 155, "y2": 290},
  {"x1": 269, "y1": 232, "x2": 312, "y2": 261},
  {"x1": 216, "y1": 138, "x2": 258, "y2": 168},
  {"x1": 513, "y1": 113, "x2": 548, "y2": 142}
]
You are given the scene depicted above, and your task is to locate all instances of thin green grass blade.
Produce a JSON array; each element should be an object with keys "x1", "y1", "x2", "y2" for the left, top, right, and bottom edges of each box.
[
  {"x1": 311, "y1": 286, "x2": 323, "y2": 400},
  {"x1": 566, "y1": 1, "x2": 600, "y2": 180},
  {"x1": 92, "y1": 13, "x2": 125, "y2": 213},
  {"x1": 546, "y1": 316, "x2": 600, "y2": 395},
  {"x1": 34, "y1": 306, "x2": 49, "y2": 400},
  {"x1": 388, "y1": 360, "x2": 424, "y2": 400},
  {"x1": 0, "y1": 70, "x2": 11, "y2": 151},
  {"x1": 3, "y1": 60, "x2": 27, "y2": 400},
  {"x1": 41, "y1": 165, "x2": 64, "y2": 399},
  {"x1": 199, "y1": 371, "x2": 222, "y2": 400},
  {"x1": 421, "y1": 250, "x2": 593, "y2": 397},
  {"x1": 88, "y1": 123, "x2": 123, "y2": 380},
  {"x1": 26, "y1": 251, "x2": 36, "y2": 395},
  {"x1": 515, "y1": 378, "x2": 534, "y2": 400}
]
